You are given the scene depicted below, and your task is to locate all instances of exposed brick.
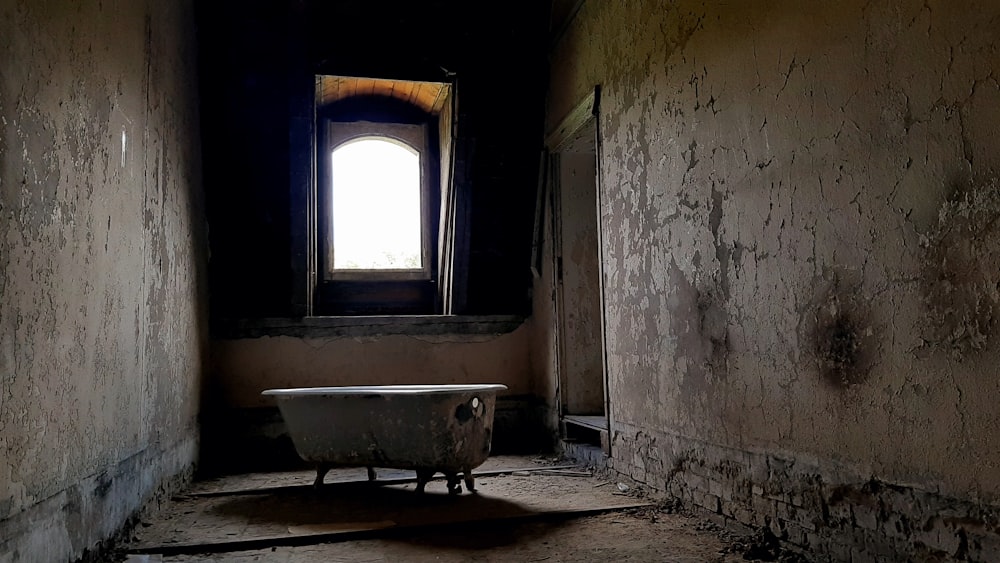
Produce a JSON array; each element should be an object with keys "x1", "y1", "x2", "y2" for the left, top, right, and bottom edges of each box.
[
  {"x1": 631, "y1": 452, "x2": 646, "y2": 473},
  {"x1": 828, "y1": 539, "x2": 853, "y2": 563},
  {"x1": 967, "y1": 529, "x2": 1000, "y2": 560},
  {"x1": 775, "y1": 500, "x2": 796, "y2": 522},
  {"x1": 701, "y1": 509, "x2": 729, "y2": 529},
  {"x1": 827, "y1": 501, "x2": 853, "y2": 527},
  {"x1": 787, "y1": 504, "x2": 819, "y2": 532},
  {"x1": 748, "y1": 453, "x2": 769, "y2": 483},
  {"x1": 769, "y1": 516, "x2": 788, "y2": 540},
  {"x1": 783, "y1": 520, "x2": 810, "y2": 548},
  {"x1": 805, "y1": 531, "x2": 828, "y2": 551},
  {"x1": 852, "y1": 504, "x2": 879, "y2": 531},
  {"x1": 666, "y1": 480, "x2": 684, "y2": 498},
  {"x1": 688, "y1": 460, "x2": 710, "y2": 477},
  {"x1": 880, "y1": 513, "x2": 910, "y2": 541},
  {"x1": 768, "y1": 456, "x2": 793, "y2": 478},
  {"x1": 927, "y1": 525, "x2": 963, "y2": 557},
  {"x1": 601, "y1": 426, "x2": 1000, "y2": 563},
  {"x1": 861, "y1": 528, "x2": 907, "y2": 560},
  {"x1": 698, "y1": 492, "x2": 721, "y2": 513},
  {"x1": 850, "y1": 547, "x2": 879, "y2": 563},
  {"x1": 763, "y1": 488, "x2": 792, "y2": 504},
  {"x1": 752, "y1": 495, "x2": 778, "y2": 519},
  {"x1": 881, "y1": 488, "x2": 918, "y2": 517},
  {"x1": 683, "y1": 472, "x2": 707, "y2": 493},
  {"x1": 707, "y1": 477, "x2": 727, "y2": 499},
  {"x1": 731, "y1": 506, "x2": 757, "y2": 527},
  {"x1": 731, "y1": 479, "x2": 752, "y2": 502}
]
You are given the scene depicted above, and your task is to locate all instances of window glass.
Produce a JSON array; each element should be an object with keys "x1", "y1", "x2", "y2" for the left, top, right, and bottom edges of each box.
[{"x1": 331, "y1": 137, "x2": 422, "y2": 270}]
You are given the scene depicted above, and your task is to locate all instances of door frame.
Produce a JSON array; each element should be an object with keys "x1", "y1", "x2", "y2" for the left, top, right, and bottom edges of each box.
[{"x1": 545, "y1": 86, "x2": 611, "y2": 451}]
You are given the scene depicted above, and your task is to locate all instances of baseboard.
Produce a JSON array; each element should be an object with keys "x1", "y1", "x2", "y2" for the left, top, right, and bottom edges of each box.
[
  {"x1": 605, "y1": 421, "x2": 1000, "y2": 562},
  {"x1": 0, "y1": 435, "x2": 197, "y2": 563}
]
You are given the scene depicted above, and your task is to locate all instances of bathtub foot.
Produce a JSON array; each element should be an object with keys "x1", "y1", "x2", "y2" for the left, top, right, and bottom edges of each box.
[
  {"x1": 445, "y1": 472, "x2": 462, "y2": 495},
  {"x1": 415, "y1": 469, "x2": 435, "y2": 493},
  {"x1": 367, "y1": 466, "x2": 377, "y2": 481},
  {"x1": 314, "y1": 463, "x2": 331, "y2": 488},
  {"x1": 463, "y1": 469, "x2": 476, "y2": 493}
]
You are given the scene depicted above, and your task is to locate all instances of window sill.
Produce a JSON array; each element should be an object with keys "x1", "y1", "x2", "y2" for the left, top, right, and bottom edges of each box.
[{"x1": 213, "y1": 315, "x2": 526, "y2": 339}]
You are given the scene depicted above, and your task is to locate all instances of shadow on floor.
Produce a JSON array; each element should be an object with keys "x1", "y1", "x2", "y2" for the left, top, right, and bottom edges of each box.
[
  {"x1": 207, "y1": 484, "x2": 573, "y2": 552},
  {"x1": 128, "y1": 463, "x2": 645, "y2": 557},
  {"x1": 210, "y1": 483, "x2": 540, "y2": 529}
]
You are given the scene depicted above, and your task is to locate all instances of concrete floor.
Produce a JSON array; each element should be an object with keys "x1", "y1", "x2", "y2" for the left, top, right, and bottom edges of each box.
[
  {"x1": 155, "y1": 510, "x2": 751, "y2": 563},
  {"x1": 119, "y1": 457, "x2": 769, "y2": 563}
]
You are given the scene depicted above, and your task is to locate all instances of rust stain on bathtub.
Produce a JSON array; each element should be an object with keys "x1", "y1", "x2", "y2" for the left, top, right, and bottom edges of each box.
[{"x1": 263, "y1": 385, "x2": 507, "y2": 495}]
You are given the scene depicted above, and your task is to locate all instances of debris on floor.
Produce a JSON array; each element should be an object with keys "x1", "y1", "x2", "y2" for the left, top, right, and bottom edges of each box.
[
  {"x1": 532, "y1": 469, "x2": 592, "y2": 477},
  {"x1": 126, "y1": 458, "x2": 649, "y2": 556},
  {"x1": 109, "y1": 456, "x2": 779, "y2": 562}
]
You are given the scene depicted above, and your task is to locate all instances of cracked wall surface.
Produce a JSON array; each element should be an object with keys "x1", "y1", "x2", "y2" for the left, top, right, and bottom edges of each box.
[
  {"x1": 0, "y1": 0, "x2": 206, "y2": 560},
  {"x1": 548, "y1": 0, "x2": 1000, "y2": 559}
]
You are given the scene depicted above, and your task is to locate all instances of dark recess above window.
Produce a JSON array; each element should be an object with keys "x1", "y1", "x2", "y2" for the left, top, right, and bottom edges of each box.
[{"x1": 195, "y1": 0, "x2": 550, "y2": 323}]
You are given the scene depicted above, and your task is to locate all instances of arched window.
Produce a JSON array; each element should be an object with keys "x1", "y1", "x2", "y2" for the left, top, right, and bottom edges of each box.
[
  {"x1": 320, "y1": 120, "x2": 434, "y2": 285},
  {"x1": 311, "y1": 77, "x2": 454, "y2": 315},
  {"x1": 330, "y1": 137, "x2": 422, "y2": 271}
]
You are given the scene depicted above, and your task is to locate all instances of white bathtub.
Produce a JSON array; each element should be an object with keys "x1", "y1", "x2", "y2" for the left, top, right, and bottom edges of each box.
[{"x1": 261, "y1": 384, "x2": 507, "y2": 494}]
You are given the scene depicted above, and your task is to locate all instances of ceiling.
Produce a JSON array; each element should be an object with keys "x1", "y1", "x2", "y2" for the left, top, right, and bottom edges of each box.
[{"x1": 317, "y1": 76, "x2": 451, "y2": 115}]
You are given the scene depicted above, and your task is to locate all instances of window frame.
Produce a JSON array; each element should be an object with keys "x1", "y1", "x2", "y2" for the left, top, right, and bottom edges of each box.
[
  {"x1": 311, "y1": 92, "x2": 445, "y2": 316},
  {"x1": 321, "y1": 122, "x2": 434, "y2": 282}
]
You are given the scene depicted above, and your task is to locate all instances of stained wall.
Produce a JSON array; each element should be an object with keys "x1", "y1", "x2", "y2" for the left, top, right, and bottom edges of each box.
[
  {"x1": 0, "y1": 1, "x2": 206, "y2": 560},
  {"x1": 211, "y1": 325, "x2": 537, "y2": 409},
  {"x1": 548, "y1": 1, "x2": 1000, "y2": 559}
]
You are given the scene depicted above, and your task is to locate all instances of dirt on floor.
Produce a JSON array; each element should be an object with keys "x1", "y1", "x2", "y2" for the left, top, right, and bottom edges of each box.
[
  {"x1": 156, "y1": 509, "x2": 749, "y2": 563},
  {"x1": 110, "y1": 456, "x2": 802, "y2": 563}
]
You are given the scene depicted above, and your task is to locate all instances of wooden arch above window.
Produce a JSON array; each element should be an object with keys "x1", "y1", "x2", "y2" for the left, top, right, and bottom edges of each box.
[
  {"x1": 317, "y1": 76, "x2": 451, "y2": 115},
  {"x1": 311, "y1": 75, "x2": 459, "y2": 316}
]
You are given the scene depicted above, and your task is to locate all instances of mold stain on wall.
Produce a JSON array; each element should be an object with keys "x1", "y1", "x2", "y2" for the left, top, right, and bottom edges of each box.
[
  {"x1": 805, "y1": 271, "x2": 879, "y2": 389},
  {"x1": 545, "y1": 0, "x2": 1000, "y2": 559}
]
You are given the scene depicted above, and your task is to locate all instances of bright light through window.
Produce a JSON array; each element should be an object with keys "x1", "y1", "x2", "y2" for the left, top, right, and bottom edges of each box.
[{"x1": 331, "y1": 138, "x2": 422, "y2": 270}]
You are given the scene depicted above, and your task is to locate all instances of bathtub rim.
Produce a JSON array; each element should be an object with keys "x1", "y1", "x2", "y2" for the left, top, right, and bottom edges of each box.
[{"x1": 261, "y1": 384, "x2": 508, "y2": 397}]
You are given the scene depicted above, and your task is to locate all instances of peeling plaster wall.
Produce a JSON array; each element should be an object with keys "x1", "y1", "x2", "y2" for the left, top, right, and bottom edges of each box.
[
  {"x1": 549, "y1": 0, "x2": 1000, "y2": 559},
  {"x1": 0, "y1": 1, "x2": 206, "y2": 560}
]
